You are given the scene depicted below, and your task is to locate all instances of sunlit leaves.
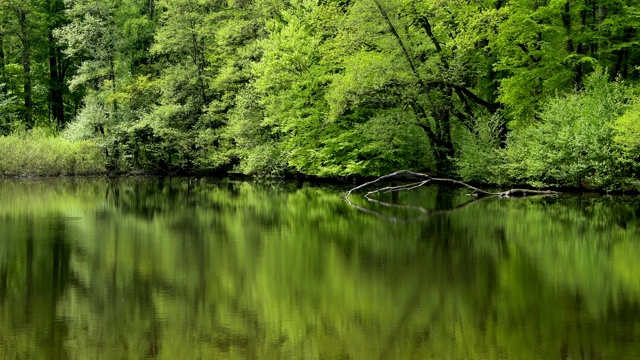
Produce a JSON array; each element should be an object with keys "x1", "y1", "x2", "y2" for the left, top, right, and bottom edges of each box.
[{"x1": 502, "y1": 70, "x2": 633, "y2": 189}]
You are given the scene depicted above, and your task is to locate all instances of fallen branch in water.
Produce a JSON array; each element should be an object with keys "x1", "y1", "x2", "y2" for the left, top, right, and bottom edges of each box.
[
  {"x1": 341, "y1": 170, "x2": 559, "y2": 221},
  {"x1": 343, "y1": 170, "x2": 559, "y2": 199}
]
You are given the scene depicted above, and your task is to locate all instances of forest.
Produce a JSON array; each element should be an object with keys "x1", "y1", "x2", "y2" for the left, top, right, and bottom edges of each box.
[{"x1": 0, "y1": 0, "x2": 639, "y2": 189}]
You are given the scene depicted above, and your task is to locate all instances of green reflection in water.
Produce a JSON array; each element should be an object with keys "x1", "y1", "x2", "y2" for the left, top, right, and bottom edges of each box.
[{"x1": 1, "y1": 178, "x2": 640, "y2": 359}]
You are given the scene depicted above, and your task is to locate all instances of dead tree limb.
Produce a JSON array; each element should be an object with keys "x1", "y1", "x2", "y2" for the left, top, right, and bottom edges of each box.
[
  {"x1": 341, "y1": 170, "x2": 559, "y2": 220},
  {"x1": 343, "y1": 170, "x2": 558, "y2": 199}
]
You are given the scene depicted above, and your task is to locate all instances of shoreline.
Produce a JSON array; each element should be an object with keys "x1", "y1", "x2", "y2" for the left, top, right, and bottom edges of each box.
[{"x1": 1, "y1": 172, "x2": 638, "y2": 195}]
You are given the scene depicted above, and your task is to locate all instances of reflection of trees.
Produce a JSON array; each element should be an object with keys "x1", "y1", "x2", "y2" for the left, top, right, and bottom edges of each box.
[
  {"x1": 2, "y1": 179, "x2": 640, "y2": 358},
  {"x1": 0, "y1": 215, "x2": 72, "y2": 359}
]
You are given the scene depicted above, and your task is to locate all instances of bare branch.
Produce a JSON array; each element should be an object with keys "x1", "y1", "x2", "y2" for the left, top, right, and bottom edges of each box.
[
  {"x1": 453, "y1": 85, "x2": 500, "y2": 112},
  {"x1": 341, "y1": 170, "x2": 430, "y2": 198},
  {"x1": 341, "y1": 170, "x2": 559, "y2": 221}
]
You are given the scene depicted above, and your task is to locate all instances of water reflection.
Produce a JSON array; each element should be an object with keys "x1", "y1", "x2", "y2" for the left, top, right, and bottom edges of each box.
[{"x1": 0, "y1": 178, "x2": 640, "y2": 359}]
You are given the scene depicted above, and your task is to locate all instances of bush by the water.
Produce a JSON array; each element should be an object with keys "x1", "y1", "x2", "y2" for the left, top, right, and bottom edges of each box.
[
  {"x1": 0, "y1": 129, "x2": 106, "y2": 176},
  {"x1": 502, "y1": 72, "x2": 637, "y2": 190},
  {"x1": 456, "y1": 71, "x2": 640, "y2": 190}
]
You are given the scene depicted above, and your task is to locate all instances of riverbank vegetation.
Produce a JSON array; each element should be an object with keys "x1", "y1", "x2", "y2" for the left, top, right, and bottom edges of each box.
[
  {"x1": 1, "y1": 0, "x2": 640, "y2": 189},
  {"x1": 0, "y1": 129, "x2": 105, "y2": 176}
]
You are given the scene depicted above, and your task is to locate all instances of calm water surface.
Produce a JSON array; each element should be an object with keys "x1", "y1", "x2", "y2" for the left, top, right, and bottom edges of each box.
[{"x1": 1, "y1": 178, "x2": 640, "y2": 359}]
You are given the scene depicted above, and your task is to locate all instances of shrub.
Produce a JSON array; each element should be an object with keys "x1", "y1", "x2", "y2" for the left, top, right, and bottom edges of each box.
[
  {"x1": 501, "y1": 70, "x2": 634, "y2": 190},
  {"x1": 455, "y1": 114, "x2": 508, "y2": 184}
]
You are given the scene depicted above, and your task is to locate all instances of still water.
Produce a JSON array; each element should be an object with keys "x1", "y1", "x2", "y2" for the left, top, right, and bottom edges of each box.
[{"x1": 1, "y1": 177, "x2": 640, "y2": 359}]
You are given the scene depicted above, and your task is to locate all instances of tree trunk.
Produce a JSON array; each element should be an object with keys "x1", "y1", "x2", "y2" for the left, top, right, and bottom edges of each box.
[
  {"x1": 0, "y1": 32, "x2": 5, "y2": 95},
  {"x1": 432, "y1": 134, "x2": 455, "y2": 176},
  {"x1": 49, "y1": 32, "x2": 65, "y2": 128},
  {"x1": 48, "y1": 0, "x2": 66, "y2": 129},
  {"x1": 433, "y1": 151, "x2": 454, "y2": 176},
  {"x1": 18, "y1": 9, "x2": 33, "y2": 129},
  {"x1": 148, "y1": 0, "x2": 154, "y2": 19},
  {"x1": 109, "y1": 59, "x2": 118, "y2": 120}
]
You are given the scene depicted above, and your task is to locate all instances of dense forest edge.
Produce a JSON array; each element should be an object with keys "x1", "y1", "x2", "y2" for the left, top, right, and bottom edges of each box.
[{"x1": 1, "y1": 0, "x2": 640, "y2": 190}]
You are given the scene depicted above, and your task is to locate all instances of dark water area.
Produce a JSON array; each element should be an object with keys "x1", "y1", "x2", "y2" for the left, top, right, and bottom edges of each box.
[{"x1": 1, "y1": 177, "x2": 640, "y2": 359}]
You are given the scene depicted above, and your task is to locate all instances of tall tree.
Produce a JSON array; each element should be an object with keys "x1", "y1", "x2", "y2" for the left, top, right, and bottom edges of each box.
[
  {"x1": 56, "y1": 0, "x2": 157, "y2": 166},
  {"x1": 44, "y1": 0, "x2": 67, "y2": 128},
  {"x1": 318, "y1": 0, "x2": 502, "y2": 174},
  {"x1": 1, "y1": 1, "x2": 35, "y2": 128},
  {"x1": 0, "y1": 0, "x2": 78, "y2": 131},
  {"x1": 494, "y1": 0, "x2": 640, "y2": 123}
]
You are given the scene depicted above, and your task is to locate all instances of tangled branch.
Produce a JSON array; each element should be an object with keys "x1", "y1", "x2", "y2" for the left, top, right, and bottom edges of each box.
[{"x1": 341, "y1": 170, "x2": 559, "y2": 221}]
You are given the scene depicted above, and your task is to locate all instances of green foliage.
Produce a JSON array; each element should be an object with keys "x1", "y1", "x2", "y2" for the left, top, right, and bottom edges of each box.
[
  {"x1": 493, "y1": 0, "x2": 640, "y2": 125},
  {"x1": 455, "y1": 114, "x2": 508, "y2": 184},
  {"x1": 2, "y1": 0, "x2": 640, "y2": 184},
  {"x1": 288, "y1": 109, "x2": 433, "y2": 177},
  {"x1": 220, "y1": 86, "x2": 287, "y2": 177},
  {"x1": 502, "y1": 71, "x2": 635, "y2": 189},
  {"x1": 0, "y1": 129, "x2": 106, "y2": 176},
  {"x1": 0, "y1": 86, "x2": 22, "y2": 135},
  {"x1": 613, "y1": 100, "x2": 640, "y2": 148}
]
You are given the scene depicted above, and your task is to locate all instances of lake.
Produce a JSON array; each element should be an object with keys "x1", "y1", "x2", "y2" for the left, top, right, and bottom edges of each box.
[{"x1": 1, "y1": 177, "x2": 640, "y2": 359}]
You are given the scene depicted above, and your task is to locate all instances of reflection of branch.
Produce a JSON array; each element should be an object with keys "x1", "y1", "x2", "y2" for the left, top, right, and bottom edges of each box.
[
  {"x1": 342, "y1": 195, "x2": 415, "y2": 223},
  {"x1": 345, "y1": 191, "x2": 500, "y2": 222},
  {"x1": 341, "y1": 170, "x2": 559, "y2": 221},
  {"x1": 365, "y1": 196, "x2": 431, "y2": 214}
]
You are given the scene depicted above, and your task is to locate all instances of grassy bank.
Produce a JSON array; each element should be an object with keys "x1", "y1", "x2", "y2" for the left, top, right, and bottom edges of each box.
[{"x1": 0, "y1": 130, "x2": 106, "y2": 176}]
